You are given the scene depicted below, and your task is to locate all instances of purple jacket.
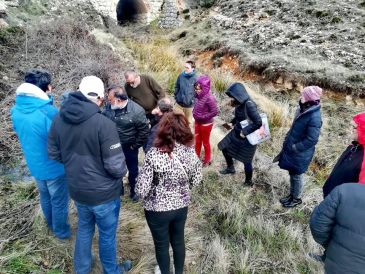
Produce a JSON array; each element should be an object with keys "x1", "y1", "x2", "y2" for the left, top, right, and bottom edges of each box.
[{"x1": 193, "y1": 75, "x2": 218, "y2": 124}]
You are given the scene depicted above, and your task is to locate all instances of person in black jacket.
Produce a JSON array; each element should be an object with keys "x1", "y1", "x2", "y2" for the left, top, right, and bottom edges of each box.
[
  {"x1": 218, "y1": 83, "x2": 262, "y2": 186},
  {"x1": 103, "y1": 85, "x2": 149, "y2": 202},
  {"x1": 48, "y1": 76, "x2": 132, "y2": 274},
  {"x1": 145, "y1": 97, "x2": 173, "y2": 153},
  {"x1": 322, "y1": 112, "x2": 365, "y2": 197},
  {"x1": 310, "y1": 183, "x2": 365, "y2": 274}
]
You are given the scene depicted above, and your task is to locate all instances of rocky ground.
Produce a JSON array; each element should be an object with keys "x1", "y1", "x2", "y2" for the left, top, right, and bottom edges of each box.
[{"x1": 183, "y1": 0, "x2": 365, "y2": 94}]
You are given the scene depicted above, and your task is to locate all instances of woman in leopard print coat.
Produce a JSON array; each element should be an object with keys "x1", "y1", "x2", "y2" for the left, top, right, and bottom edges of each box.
[{"x1": 136, "y1": 112, "x2": 202, "y2": 274}]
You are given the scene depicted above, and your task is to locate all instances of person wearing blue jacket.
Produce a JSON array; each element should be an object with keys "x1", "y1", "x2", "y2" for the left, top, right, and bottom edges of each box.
[
  {"x1": 10, "y1": 69, "x2": 70, "y2": 239},
  {"x1": 277, "y1": 86, "x2": 323, "y2": 208}
]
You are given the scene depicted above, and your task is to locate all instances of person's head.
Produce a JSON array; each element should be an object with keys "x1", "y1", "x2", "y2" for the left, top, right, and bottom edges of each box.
[
  {"x1": 226, "y1": 82, "x2": 250, "y2": 107},
  {"x1": 194, "y1": 75, "x2": 211, "y2": 96},
  {"x1": 184, "y1": 60, "x2": 195, "y2": 74},
  {"x1": 79, "y1": 76, "x2": 105, "y2": 106},
  {"x1": 152, "y1": 97, "x2": 173, "y2": 116},
  {"x1": 107, "y1": 85, "x2": 129, "y2": 109},
  {"x1": 124, "y1": 70, "x2": 140, "y2": 88},
  {"x1": 154, "y1": 111, "x2": 194, "y2": 154},
  {"x1": 353, "y1": 112, "x2": 365, "y2": 144},
  {"x1": 24, "y1": 69, "x2": 52, "y2": 92},
  {"x1": 300, "y1": 86, "x2": 322, "y2": 103}
]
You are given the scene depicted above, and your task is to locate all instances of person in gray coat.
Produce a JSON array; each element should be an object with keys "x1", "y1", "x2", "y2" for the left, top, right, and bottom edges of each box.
[{"x1": 310, "y1": 183, "x2": 365, "y2": 274}]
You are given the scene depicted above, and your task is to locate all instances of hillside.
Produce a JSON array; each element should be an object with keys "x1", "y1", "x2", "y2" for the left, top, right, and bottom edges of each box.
[{"x1": 0, "y1": 1, "x2": 364, "y2": 274}]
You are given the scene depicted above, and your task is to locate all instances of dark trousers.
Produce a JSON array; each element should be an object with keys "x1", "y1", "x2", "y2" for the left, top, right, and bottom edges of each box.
[
  {"x1": 222, "y1": 149, "x2": 253, "y2": 173},
  {"x1": 122, "y1": 144, "x2": 139, "y2": 197},
  {"x1": 145, "y1": 207, "x2": 188, "y2": 274}
]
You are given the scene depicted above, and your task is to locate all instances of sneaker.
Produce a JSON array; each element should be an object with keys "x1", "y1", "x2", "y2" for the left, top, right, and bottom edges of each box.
[
  {"x1": 279, "y1": 194, "x2": 292, "y2": 204},
  {"x1": 219, "y1": 167, "x2": 236, "y2": 174},
  {"x1": 243, "y1": 179, "x2": 253, "y2": 187},
  {"x1": 119, "y1": 260, "x2": 132, "y2": 273},
  {"x1": 282, "y1": 197, "x2": 302, "y2": 208},
  {"x1": 203, "y1": 161, "x2": 212, "y2": 167},
  {"x1": 154, "y1": 265, "x2": 161, "y2": 274}
]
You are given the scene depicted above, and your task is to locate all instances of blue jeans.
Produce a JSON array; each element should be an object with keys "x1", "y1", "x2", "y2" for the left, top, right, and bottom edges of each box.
[
  {"x1": 289, "y1": 172, "x2": 304, "y2": 198},
  {"x1": 74, "y1": 199, "x2": 121, "y2": 274},
  {"x1": 35, "y1": 174, "x2": 70, "y2": 239},
  {"x1": 122, "y1": 144, "x2": 139, "y2": 197}
]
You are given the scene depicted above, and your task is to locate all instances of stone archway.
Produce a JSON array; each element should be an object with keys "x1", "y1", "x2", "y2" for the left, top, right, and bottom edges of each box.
[{"x1": 116, "y1": 0, "x2": 148, "y2": 24}]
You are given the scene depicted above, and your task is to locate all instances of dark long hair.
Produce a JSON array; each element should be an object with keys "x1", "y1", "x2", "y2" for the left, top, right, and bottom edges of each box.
[{"x1": 154, "y1": 112, "x2": 194, "y2": 154}]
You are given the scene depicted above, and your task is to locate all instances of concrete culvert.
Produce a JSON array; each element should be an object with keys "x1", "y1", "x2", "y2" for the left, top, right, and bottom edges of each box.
[{"x1": 116, "y1": 0, "x2": 148, "y2": 24}]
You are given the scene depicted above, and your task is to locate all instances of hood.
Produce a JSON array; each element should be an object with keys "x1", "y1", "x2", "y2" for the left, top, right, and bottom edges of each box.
[
  {"x1": 195, "y1": 75, "x2": 211, "y2": 99},
  {"x1": 354, "y1": 112, "x2": 365, "y2": 145},
  {"x1": 16, "y1": 83, "x2": 50, "y2": 100},
  {"x1": 13, "y1": 83, "x2": 52, "y2": 113},
  {"x1": 226, "y1": 83, "x2": 250, "y2": 104},
  {"x1": 60, "y1": 91, "x2": 100, "y2": 124}
]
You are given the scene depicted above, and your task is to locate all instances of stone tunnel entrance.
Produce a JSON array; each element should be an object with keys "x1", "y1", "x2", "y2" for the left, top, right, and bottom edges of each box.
[{"x1": 116, "y1": 0, "x2": 148, "y2": 24}]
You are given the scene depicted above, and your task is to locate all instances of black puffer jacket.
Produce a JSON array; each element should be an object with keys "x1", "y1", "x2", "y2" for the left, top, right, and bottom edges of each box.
[
  {"x1": 310, "y1": 183, "x2": 365, "y2": 274},
  {"x1": 102, "y1": 100, "x2": 149, "y2": 148},
  {"x1": 48, "y1": 92, "x2": 127, "y2": 205},
  {"x1": 323, "y1": 142, "x2": 364, "y2": 198},
  {"x1": 218, "y1": 83, "x2": 262, "y2": 163}
]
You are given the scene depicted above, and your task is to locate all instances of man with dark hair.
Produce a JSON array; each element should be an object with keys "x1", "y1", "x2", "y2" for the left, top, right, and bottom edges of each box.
[
  {"x1": 174, "y1": 60, "x2": 197, "y2": 124},
  {"x1": 145, "y1": 97, "x2": 173, "y2": 153},
  {"x1": 48, "y1": 76, "x2": 132, "y2": 274},
  {"x1": 11, "y1": 69, "x2": 70, "y2": 240},
  {"x1": 124, "y1": 71, "x2": 165, "y2": 123},
  {"x1": 103, "y1": 85, "x2": 149, "y2": 202}
]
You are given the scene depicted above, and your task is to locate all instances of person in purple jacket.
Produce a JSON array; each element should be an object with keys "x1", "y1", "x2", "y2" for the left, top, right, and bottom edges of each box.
[{"x1": 192, "y1": 75, "x2": 219, "y2": 167}]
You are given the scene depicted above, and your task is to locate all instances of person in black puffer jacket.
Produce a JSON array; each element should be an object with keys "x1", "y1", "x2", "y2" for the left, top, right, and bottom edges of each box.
[
  {"x1": 310, "y1": 183, "x2": 365, "y2": 274},
  {"x1": 102, "y1": 85, "x2": 149, "y2": 202},
  {"x1": 218, "y1": 82, "x2": 262, "y2": 186},
  {"x1": 322, "y1": 112, "x2": 365, "y2": 197}
]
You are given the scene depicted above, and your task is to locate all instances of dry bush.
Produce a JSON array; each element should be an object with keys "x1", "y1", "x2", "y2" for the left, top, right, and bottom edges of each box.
[{"x1": 0, "y1": 18, "x2": 134, "y2": 165}]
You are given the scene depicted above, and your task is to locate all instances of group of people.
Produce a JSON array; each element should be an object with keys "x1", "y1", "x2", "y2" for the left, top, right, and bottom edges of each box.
[{"x1": 10, "y1": 60, "x2": 365, "y2": 274}]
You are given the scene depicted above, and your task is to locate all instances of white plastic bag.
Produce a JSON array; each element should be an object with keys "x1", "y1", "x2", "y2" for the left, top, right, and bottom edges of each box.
[{"x1": 240, "y1": 113, "x2": 270, "y2": 145}]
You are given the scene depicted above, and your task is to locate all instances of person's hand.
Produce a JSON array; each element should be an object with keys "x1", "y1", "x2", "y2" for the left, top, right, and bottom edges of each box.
[{"x1": 240, "y1": 132, "x2": 245, "y2": 139}]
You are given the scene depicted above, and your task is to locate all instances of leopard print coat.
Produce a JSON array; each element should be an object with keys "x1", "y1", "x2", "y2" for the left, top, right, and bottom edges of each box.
[{"x1": 136, "y1": 143, "x2": 202, "y2": 211}]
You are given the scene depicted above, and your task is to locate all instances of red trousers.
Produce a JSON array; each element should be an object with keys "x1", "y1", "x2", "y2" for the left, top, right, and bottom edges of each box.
[{"x1": 194, "y1": 122, "x2": 213, "y2": 164}]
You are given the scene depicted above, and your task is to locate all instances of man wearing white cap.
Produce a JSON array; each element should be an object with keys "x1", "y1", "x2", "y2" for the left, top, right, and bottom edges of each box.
[{"x1": 48, "y1": 76, "x2": 132, "y2": 274}]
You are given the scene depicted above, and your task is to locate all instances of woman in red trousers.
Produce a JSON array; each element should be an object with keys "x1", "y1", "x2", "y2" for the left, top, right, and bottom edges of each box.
[{"x1": 192, "y1": 75, "x2": 219, "y2": 167}]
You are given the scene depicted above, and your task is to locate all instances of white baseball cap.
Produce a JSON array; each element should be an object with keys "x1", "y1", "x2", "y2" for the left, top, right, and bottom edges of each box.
[{"x1": 79, "y1": 76, "x2": 104, "y2": 100}]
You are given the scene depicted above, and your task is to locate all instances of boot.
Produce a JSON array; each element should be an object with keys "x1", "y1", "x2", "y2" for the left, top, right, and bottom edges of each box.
[
  {"x1": 219, "y1": 165, "x2": 236, "y2": 174},
  {"x1": 243, "y1": 171, "x2": 253, "y2": 186},
  {"x1": 282, "y1": 197, "x2": 302, "y2": 208},
  {"x1": 279, "y1": 194, "x2": 292, "y2": 204}
]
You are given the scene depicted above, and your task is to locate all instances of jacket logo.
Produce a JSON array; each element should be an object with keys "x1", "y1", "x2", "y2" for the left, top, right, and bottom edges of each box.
[{"x1": 110, "y1": 143, "x2": 121, "y2": 150}]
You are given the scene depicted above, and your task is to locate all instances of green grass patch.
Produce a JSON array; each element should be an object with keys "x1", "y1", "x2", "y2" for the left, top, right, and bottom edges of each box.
[{"x1": 3, "y1": 256, "x2": 37, "y2": 274}]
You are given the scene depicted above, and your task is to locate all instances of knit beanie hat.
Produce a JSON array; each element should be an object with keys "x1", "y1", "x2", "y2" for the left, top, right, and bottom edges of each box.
[
  {"x1": 301, "y1": 86, "x2": 322, "y2": 103},
  {"x1": 79, "y1": 76, "x2": 104, "y2": 101},
  {"x1": 354, "y1": 112, "x2": 365, "y2": 145}
]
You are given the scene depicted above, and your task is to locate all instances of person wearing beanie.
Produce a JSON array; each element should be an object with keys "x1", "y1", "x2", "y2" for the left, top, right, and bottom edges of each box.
[
  {"x1": 48, "y1": 76, "x2": 132, "y2": 273},
  {"x1": 11, "y1": 69, "x2": 71, "y2": 240},
  {"x1": 322, "y1": 112, "x2": 365, "y2": 197},
  {"x1": 276, "y1": 86, "x2": 323, "y2": 208}
]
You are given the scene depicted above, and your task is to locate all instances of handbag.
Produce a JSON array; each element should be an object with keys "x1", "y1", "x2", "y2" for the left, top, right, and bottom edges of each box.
[{"x1": 240, "y1": 101, "x2": 271, "y2": 145}]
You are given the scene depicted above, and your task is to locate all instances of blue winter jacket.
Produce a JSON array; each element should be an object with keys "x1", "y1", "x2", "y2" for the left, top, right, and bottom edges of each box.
[
  {"x1": 278, "y1": 104, "x2": 322, "y2": 174},
  {"x1": 11, "y1": 86, "x2": 65, "y2": 180}
]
